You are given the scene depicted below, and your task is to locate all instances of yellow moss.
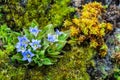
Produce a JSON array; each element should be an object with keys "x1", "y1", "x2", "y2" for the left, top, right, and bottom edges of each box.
[
  {"x1": 90, "y1": 39, "x2": 98, "y2": 48},
  {"x1": 99, "y1": 28, "x2": 105, "y2": 36},
  {"x1": 99, "y1": 43, "x2": 108, "y2": 57},
  {"x1": 106, "y1": 23, "x2": 113, "y2": 31},
  {"x1": 99, "y1": 50, "x2": 107, "y2": 57},
  {"x1": 63, "y1": 2, "x2": 113, "y2": 57},
  {"x1": 70, "y1": 26, "x2": 79, "y2": 36},
  {"x1": 64, "y1": 20, "x2": 73, "y2": 28},
  {"x1": 81, "y1": 11, "x2": 92, "y2": 18},
  {"x1": 82, "y1": 2, "x2": 104, "y2": 15},
  {"x1": 78, "y1": 35, "x2": 86, "y2": 42},
  {"x1": 72, "y1": 18, "x2": 80, "y2": 26}
]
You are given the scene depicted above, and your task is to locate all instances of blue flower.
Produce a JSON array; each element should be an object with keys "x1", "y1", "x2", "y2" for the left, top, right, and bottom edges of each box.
[
  {"x1": 22, "y1": 50, "x2": 35, "y2": 62},
  {"x1": 18, "y1": 36, "x2": 29, "y2": 43},
  {"x1": 47, "y1": 34, "x2": 57, "y2": 42},
  {"x1": 56, "y1": 29, "x2": 63, "y2": 35},
  {"x1": 16, "y1": 42, "x2": 27, "y2": 52},
  {"x1": 29, "y1": 26, "x2": 41, "y2": 37},
  {"x1": 29, "y1": 39, "x2": 41, "y2": 50}
]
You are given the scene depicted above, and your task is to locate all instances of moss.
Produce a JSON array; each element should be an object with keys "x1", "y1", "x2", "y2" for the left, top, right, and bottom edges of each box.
[
  {"x1": 42, "y1": 46, "x2": 96, "y2": 80},
  {"x1": 18, "y1": 46, "x2": 94, "y2": 80},
  {"x1": 3, "y1": 0, "x2": 74, "y2": 31},
  {"x1": 64, "y1": 2, "x2": 113, "y2": 57},
  {"x1": 0, "y1": 2, "x2": 107, "y2": 80},
  {"x1": 0, "y1": 58, "x2": 25, "y2": 80},
  {"x1": 9, "y1": 46, "x2": 95, "y2": 80},
  {"x1": 0, "y1": 24, "x2": 19, "y2": 58},
  {"x1": 0, "y1": 24, "x2": 24, "y2": 80}
]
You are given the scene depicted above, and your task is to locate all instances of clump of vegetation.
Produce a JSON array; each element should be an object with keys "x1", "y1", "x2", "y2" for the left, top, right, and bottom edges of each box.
[
  {"x1": 113, "y1": 66, "x2": 120, "y2": 80},
  {"x1": 112, "y1": 31, "x2": 120, "y2": 64},
  {"x1": 12, "y1": 20, "x2": 69, "y2": 67},
  {"x1": 44, "y1": 46, "x2": 96, "y2": 80},
  {"x1": 64, "y1": 2, "x2": 113, "y2": 57},
  {"x1": 0, "y1": 24, "x2": 20, "y2": 58},
  {"x1": 113, "y1": 52, "x2": 120, "y2": 64},
  {"x1": 17, "y1": 46, "x2": 96, "y2": 80},
  {"x1": 0, "y1": 1, "x2": 117, "y2": 80},
  {"x1": 0, "y1": 63, "x2": 25, "y2": 80},
  {"x1": 0, "y1": 24, "x2": 24, "y2": 79},
  {"x1": 3, "y1": 0, "x2": 75, "y2": 31},
  {"x1": 0, "y1": 24, "x2": 23, "y2": 80}
]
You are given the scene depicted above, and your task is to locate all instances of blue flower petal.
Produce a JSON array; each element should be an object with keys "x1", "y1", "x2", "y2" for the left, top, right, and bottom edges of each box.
[
  {"x1": 29, "y1": 39, "x2": 41, "y2": 50},
  {"x1": 18, "y1": 36, "x2": 29, "y2": 43},
  {"x1": 21, "y1": 50, "x2": 35, "y2": 63},
  {"x1": 16, "y1": 42, "x2": 27, "y2": 52},
  {"x1": 27, "y1": 58, "x2": 32, "y2": 62},
  {"x1": 29, "y1": 26, "x2": 41, "y2": 37},
  {"x1": 22, "y1": 56, "x2": 27, "y2": 61},
  {"x1": 47, "y1": 34, "x2": 57, "y2": 42},
  {"x1": 56, "y1": 29, "x2": 63, "y2": 35}
]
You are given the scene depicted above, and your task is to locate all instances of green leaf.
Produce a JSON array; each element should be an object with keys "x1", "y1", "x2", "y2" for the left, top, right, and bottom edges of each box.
[
  {"x1": 48, "y1": 52, "x2": 60, "y2": 56},
  {"x1": 0, "y1": 13, "x2": 2, "y2": 19},
  {"x1": 58, "y1": 34, "x2": 66, "y2": 40},
  {"x1": 42, "y1": 38, "x2": 49, "y2": 49},
  {"x1": 37, "y1": 50, "x2": 45, "y2": 57},
  {"x1": 38, "y1": 24, "x2": 54, "y2": 39},
  {"x1": 43, "y1": 58, "x2": 52, "y2": 65},
  {"x1": 38, "y1": 62, "x2": 43, "y2": 67},
  {"x1": 58, "y1": 30, "x2": 69, "y2": 41},
  {"x1": 117, "y1": 77, "x2": 120, "y2": 80},
  {"x1": 56, "y1": 41, "x2": 66, "y2": 51},
  {"x1": 23, "y1": 29, "x2": 34, "y2": 39},
  {"x1": 46, "y1": 24, "x2": 54, "y2": 33},
  {"x1": 11, "y1": 53, "x2": 22, "y2": 62},
  {"x1": 31, "y1": 19, "x2": 38, "y2": 27}
]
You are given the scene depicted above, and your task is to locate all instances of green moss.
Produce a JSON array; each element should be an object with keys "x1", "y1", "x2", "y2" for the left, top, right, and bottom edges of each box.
[
  {"x1": 44, "y1": 46, "x2": 96, "y2": 80},
  {"x1": 0, "y1": 58, "x2": 25, "y2": 80},
  {"x1": 3, "y1": 0, "x2": 74, "y2": 31},
  {"x1": 19, "y1": 46, "x2": 96, "y2": 80},
  {"x1": 0, "y1": 1, "x2": 98, "y2": 80},
  {"x1": 0, "y1": 46, "x2": 95, "y2": 80},
  {"x1": 0, "y1": 24, "x2": 20, "y2": 57}
]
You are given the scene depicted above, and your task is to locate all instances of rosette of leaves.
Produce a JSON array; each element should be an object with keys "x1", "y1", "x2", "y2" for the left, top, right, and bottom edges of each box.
[
  {"x1": 64, "y1": 2, "x2": 113, "y2": 57},
  {"x1": 12, "y1": 20, "x2": 69, "y2": 67}
]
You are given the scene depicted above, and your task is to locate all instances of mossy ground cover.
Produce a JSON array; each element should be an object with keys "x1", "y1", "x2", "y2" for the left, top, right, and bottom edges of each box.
[
  {"x1": 2, "y1": 0, "x2": 74, "y2": 31},
  {"x1": 0, "y1": 46, "x2": 96, "y2": 80},
  {"x1": 0, "y1": 0, "x2": 119, "y2": 80}
]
